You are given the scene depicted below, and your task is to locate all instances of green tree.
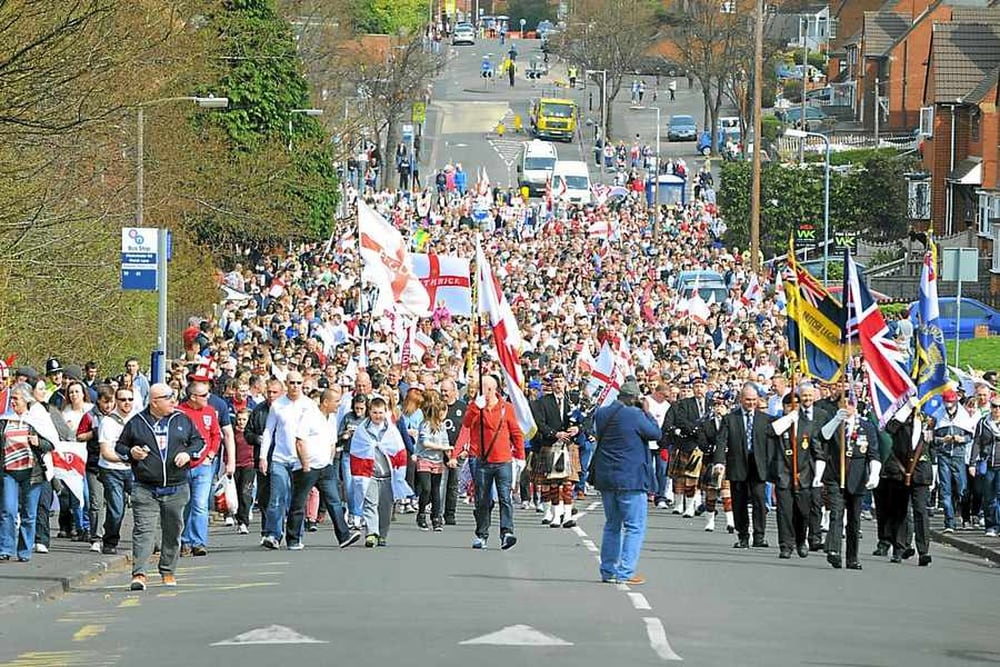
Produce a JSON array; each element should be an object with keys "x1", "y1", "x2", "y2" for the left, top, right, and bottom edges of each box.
[
  {"x1": 505, "y1": 0, "x2": 555, "y2": 30},
  {"x1": 352, "y1": 0, "x2": 429, "y2": 35}
]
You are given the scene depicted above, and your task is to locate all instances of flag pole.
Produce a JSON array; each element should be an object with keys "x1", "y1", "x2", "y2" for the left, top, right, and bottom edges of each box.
[
  {"x1": 474, "y1": 234, "x2": 485, "y2": 456},
  {"x1": 839, "y1": 250, "x2": 852, "y2": 491},
  {"x1": 357, "y1": 202, "x2": 368, "y2": 370},
  {"x1": 788, "y1": 353, "x2": 800, "y2": 492}
]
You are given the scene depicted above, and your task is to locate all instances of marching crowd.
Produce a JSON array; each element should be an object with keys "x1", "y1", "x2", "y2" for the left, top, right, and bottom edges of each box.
[{"x1": 1, "y1": 165, "x2": 998, "y2": 590}]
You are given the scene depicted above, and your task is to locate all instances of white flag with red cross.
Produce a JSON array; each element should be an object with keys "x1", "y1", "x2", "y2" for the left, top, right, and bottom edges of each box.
[
  {"x1": 411, "y1": 253, "x2": 472, "y2": 316},
  {"x1": 586, "y1": 342, "x2": 624, "y2": 408},
  {"x1": 358, "y1": 200, "x2": 431, "y2": 318}
]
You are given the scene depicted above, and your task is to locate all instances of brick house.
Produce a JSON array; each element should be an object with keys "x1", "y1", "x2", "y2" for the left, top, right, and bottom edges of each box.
[{"x1": 920, "y1": 20, "x2": 1000, "y2": 290}]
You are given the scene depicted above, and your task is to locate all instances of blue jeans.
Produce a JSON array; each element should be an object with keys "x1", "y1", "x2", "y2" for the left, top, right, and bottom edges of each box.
[
  {"x1": 1, "y1": 471, "x2": 44, "y2": 561},
  {"x1": 576, "y1": 437, "x2": 596, "y2": 494},
  {"x1": 473, "y1": 461, "x2": 514, "y2": 540},
  {"x1": 265, "y1": 461, "x2": 295, "y2": 542},
  {"x1": 600, "y1": 490, "x2": 648, "y2": 582},
  {"x1": 182, "y1": 463, "x2": 214, "y2": 548},
  {"x1": 101, "y1": 468, "x2": 131, "y2": 548},
  {"x1": 653, "y1": 452, "x2": 669, "y2": 503},
  {"x1": 341, "y1": 455, "x2": 361, "y2": 517},
  {"x1": 982, "y1": 468, "x2": 1000, "y2": 531},
  {"x1": 937, "y1": 451, "x2": 967, "y2": 529}
]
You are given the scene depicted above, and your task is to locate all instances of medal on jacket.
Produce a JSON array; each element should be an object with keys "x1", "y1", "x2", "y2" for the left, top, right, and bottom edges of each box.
[{"x1": 801, "y1": 434, "x2": 808, "y2": 450}]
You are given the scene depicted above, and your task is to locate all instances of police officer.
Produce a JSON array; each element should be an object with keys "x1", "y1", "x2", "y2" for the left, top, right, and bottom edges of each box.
[
  {"x1": 567, "y1": 66, "x2": 577, "y2": 89},
  {"x1": 819, "y1": 401, "x2": 880, "y2": 569}
]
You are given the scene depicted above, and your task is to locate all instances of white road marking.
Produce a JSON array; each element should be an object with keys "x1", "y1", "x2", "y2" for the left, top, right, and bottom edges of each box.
[
  {"x1": 616, "y1": 583, "x2": 631, "y2": 592},
  {"x1": 582, "y1": 539, "x2": 598, "y2": 552},
  {"x1": 573, "y1": 511, "x2": 588, "y2": 521},
  {"x1": 213, "y1": 625, "x2": 327, "y2": 646},
  {"x1": 643, "y1": 617, "x2": 684, "y2": 661},
  {"x1": 459, "y1": 625, "x2": 573, "y2": 646},
  {"x1": 571, "y1": 526, "x2": 587, "y2": 537},
  {"x1": 628, "y1": 592, "x2": 652, "y2": 610},
  {"x1": 587, "y1": 501, "x2": 600, "y2": 511}
]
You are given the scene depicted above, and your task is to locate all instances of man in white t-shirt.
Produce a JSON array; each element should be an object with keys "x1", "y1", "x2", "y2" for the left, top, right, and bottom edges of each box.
[
  {"x1": 644, "y1": 382, "x2": 673, "y2": 509},
  {"x1": 96, "y1": 387, "x2": 137, "y2": 555}
]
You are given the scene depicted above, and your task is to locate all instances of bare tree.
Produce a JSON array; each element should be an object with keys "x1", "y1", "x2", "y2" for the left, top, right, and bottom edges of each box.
[{"x1": 556, "y1": 0, "x2": 660, "y2": 139}]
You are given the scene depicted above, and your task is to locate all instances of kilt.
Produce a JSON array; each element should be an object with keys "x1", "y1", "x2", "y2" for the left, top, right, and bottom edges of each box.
[
  {"x1": 668, "y1": 447, "x2": 703, "y2": 480},
  {"x1": 531, "y1": 443, "x2": 581, "y2": 485}
]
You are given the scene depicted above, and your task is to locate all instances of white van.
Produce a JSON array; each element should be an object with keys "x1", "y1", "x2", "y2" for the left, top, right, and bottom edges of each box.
[
  {"x1": 551, "y1": 160, "x2": 592, "y2": 205},
  {"x1": 517, "y1": 140, "x2": 558, "y2": 195}
]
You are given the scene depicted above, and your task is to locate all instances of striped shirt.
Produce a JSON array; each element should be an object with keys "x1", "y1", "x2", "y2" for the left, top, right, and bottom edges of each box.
[{"x1": 2, "y1": 420, "x2": 33, "y2": 472}]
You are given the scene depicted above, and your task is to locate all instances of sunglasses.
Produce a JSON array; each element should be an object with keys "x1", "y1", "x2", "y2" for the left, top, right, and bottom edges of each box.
[
  {"x1": 116, "y1": 396, "x2": 134, "y2": 402},
  {"x1": 190, "y1": 392, "x2": 209, "y2": 398},
  {"x1": 287, "y1": 380, "x2": 303, "y2": 385},
  {"x1": 151, "y1": 392, "x2": 175, "y2": 401}
]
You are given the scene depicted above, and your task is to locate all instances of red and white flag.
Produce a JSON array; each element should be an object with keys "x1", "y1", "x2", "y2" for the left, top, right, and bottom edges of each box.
[
  {"x1": 741, "y1": 273, "x2": 762, "y2": 305},
  {"x1": 23, "y1": 404, "x2": 86, "y2": 503},
  {"x1": 586, "y1": 342, "x2": 624, "y2": 408},
  {"x1": 358, "y1": 200, "x2": 430, "y2": 317},
  {"x1": 475, "y1": 235, "x2": 537, "y2": 438},
  {"x1": 411, "y1": 253, "x2": 472, "y2": 316}
]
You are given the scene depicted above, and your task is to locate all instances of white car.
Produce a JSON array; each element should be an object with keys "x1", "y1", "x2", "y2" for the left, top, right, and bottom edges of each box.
[{"x1": 452, "y1": 26, "x2": 475, "y2": 45}]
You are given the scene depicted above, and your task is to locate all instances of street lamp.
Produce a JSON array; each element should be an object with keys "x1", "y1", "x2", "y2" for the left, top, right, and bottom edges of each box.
[
  {"x1": 785, "y1": 127, "x2": 831, "y2": 283},
  {"x1": 288, "y1": 108, "x2": 324, "y2": 150},
  {"x1": 136, "y1": 95, "x2": 229, "y2": 383},
  {"x1": 633, "y1": 105, "x2": 661, "y2": 239},
  {"x1": 586, "y1": 69, "x2": 607, "y2": 183}
]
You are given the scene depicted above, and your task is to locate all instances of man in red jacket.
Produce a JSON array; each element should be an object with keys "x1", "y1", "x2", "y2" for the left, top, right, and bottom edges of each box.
[
  {"x1": 461, "y1": 374, "x2": 525, "y2": 551},
  {"x1": 177, "y1": 381, "x2": 222, "y2": 556}
]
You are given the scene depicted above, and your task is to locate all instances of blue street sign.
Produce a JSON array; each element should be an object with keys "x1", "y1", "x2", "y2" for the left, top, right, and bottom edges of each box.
[
  {"x1": 121, "y1": 252, "x2": 156, "y2": 264},
  {"x1": 121, "y1": 268, "x2": 157, "y2": 291},
  {"x1": 167, "y1": 230, "x2": 173, "y2": 262}
]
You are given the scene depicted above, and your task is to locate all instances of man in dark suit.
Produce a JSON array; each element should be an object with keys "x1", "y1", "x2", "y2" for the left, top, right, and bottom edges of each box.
[
  {"x1": 794, "y1": 381, "x2": 830, "y2": 551},
  {"x1": 713, "y1": 382, "x2": 775, "y2": 549},
  {"x1": 770, "y1": 392, "x2": 824, "y2": 559},
  {"x1": 530, "y1": 369, "x2": 579, "y2": 528},
  {"x1": 661, "y1": 378, "x2": 710, "y2": 517}
]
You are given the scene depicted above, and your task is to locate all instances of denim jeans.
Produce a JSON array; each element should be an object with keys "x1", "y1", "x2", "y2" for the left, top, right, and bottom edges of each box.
[
  {"x1": 982, "y1": 468, "x2": 1000, "y2": 531},
  {"x1": 653, "y1": 452, "x2": 669, "y2": 503},
  {"x1": 1, "y1": 471, "x2": 44, "y2": 560},
  {"x1": 473, "y1": 460, "x2": 514, "y2": 540},
  {"x1": 340, "y1": 455, "x2": 362, "y2": 517},
  {"x1": 937, "y1": 451, "x2": 967, "y2": 529},
  {"x1": 86, "y1": 471, "x2": 105, "y2": 542},
  {"x1": 576, "y1": 437, "x2": 596, "y2": 494},
  {"x1": 265, "y1": 461, "x2": 296, "y2": 542},
  {"x1": 313, "y1": 464, "x2": 352, "y2": 542},
  {"x1": 600, "y1": 490, "x2": 648, "y2": 582},
  {"x1": 182, "y1": 463, "x2": 214, "y2": 548},
  {"x1": 101, "y1": 468, "x2": 131, "y2": 548}
]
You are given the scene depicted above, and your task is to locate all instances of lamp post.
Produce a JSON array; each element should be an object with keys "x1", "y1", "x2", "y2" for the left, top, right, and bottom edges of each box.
[
  {"x1": 634, "y1": 105, "x2": 661, "y2": 239},
  {"x1": 785, "y1": 127, "x2": 831, "y2": 283},
  {"x1": 136, "y1": 95, "x2": 229, "y2": 383},
  {"x1": 586, "y1": 68, "x2": 607, "y2": 182}
]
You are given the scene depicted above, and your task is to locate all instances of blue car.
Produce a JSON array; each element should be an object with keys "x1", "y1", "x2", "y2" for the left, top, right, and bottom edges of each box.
[
  {"x1": 908, "y1": 297, "x2": 1000, "y2": 340},
  {"x1": 667, "y1": 115, "x2": 697, "y2": 142}
]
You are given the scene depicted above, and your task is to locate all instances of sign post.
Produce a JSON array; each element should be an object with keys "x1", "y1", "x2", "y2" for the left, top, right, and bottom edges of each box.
[
  {"x1": 121, "y1": 227, "x2": 168, "y2": 383},
  {"x1": 942, "y1": 247, "x2": 979, "y2": 366},
  {"x1": 402, "y1": 123, "x2": 415, "y2": 191}
]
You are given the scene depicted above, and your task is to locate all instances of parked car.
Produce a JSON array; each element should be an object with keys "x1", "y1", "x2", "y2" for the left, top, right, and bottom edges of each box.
[
  {"x1": 673, "y1": 270, "x2": 729, "y2": 303},
  {"x1": 907, "y1": 297, "x2": 1000, "y2": 340},
  {"x1": 452, "y1": 24, "x2": 476, "y2": 45},
  {"x1": 667, "y1": 114, "x2": 697, "y2": 141},
  {"x1": 780, "y1": 106, "x2": 831, "y2": 132},
  {"x1": 805, "y1": 86, "x2": 833, "y2": 104},
  {"x1": 536, "y1": 20, "x2": 554, "y2": 37}
]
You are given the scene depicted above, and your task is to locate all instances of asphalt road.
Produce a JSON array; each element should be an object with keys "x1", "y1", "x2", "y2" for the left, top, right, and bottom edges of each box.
[
  {"x1": 1, "y1": 501, "x2": 996, "y2": 667},
  {"x1": 424, "y1": 36, "x2": 718, "y2": 188}
]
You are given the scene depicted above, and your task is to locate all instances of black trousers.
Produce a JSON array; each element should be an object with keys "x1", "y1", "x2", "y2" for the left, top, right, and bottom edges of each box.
[
  {"x1": 442, "y1": 464, "x2": 459, "y2": 522},
  {"x1": 808, "y1": 486, "x2": 824, "y2": 546},
  {"x1": 731, "y1": 459, "x2": 768, "y2": 542},
  {"x1": 416, "y1": 470, "x2": 442, "y2": 519},
  {"x1": 883, "y1": 479, "x2": 930, "y2": 556},
  {"x1": 233, "y1": 467, "x2": 256, "y2": 528},
  {"x1": 826, "y1": 484, "x2": 863, "y2": 563},
  {"x1": 776, "y1": 486, "x2": 810, "y2": 550},
  {"x1": 874, "y1": 482, "x2": 911, "y2": 549},
  {"x1": 255, "y1": 469, "x2": 271, "y2": 537}
]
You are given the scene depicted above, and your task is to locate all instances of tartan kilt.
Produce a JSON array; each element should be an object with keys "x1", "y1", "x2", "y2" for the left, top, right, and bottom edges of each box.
[
  {"x1": 530, "y1": 443, "x2": 581, "y2": 485},
  {"x1": 668, "y1": 447, "x2": 703, "y2": 480}
]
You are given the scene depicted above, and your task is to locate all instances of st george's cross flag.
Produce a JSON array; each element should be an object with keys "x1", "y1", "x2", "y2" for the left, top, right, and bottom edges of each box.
[
  {"x1": 475, "y1": 235, "x2": 537, "y2": 439},
  {"x1": 358, "y1": 200, "x2": 431, "y2": 318},
  {"x1": 586, "y1": 342, "x2": 625, "y2": 408},
  {"x1": 410, "y1": 253, "x2": 472, "y2": 316}
]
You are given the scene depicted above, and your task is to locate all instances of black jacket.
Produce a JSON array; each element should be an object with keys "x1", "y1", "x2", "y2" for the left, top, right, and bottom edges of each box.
[
  {"x1": 713, "y1": 408, "x2": 775, "y2": 482},
  {"x1": 244, "y1": 401, "x2": 271, "y2": 464},
  {"x1": 821, "y1": 416, "x2": 877, "y2": 494},
  {"x1": 115, "y1": 409, "x2": 205, "y2": 487},
  {"x1": 769, "y1": 416, "x2": 824, "y2": 490},
  {"x1": 884, "y1": 414, "x2": 933, "y2": 485},
  {"x1": 531, "y1": 393, "x2": 573, "y2": 448},
  {"x1": 661, "y1": 396, "x2": 709, "y2": 453}
]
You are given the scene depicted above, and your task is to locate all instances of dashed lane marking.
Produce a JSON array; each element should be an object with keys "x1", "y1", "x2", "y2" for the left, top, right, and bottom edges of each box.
[
  {"x1": 628, "y1": 593, "x2": 652, "y2": 611},
  {"x1": 643, "y1": 617, "x2": 684, "y2": 661},
  {"x1": 581, "y1": 539, "x2": 599, "y2": 553},
  {"x1": 116, "y1": 597, "x2": 140, "y2": 609}
]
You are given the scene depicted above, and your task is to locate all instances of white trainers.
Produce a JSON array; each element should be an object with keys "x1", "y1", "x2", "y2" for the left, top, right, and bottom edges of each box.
[
  {"x1": 224, "y1": 516, "x2": 234, "y2": 527},
  {"x1": 34, "y1": 543, "x2": 49, "y2": 554},
  {"x1": 656, "y1": 500, "x2": 668, "y2": 509},
  {"x1": 237, "y1": 524, "x2": 249, "y2": 535},
  {"x1": 704, "y1": 513, "x2": 716, "y2": 532},
  {"x1": 90, "y1": 541, "x2": 101, "y2": 553}
]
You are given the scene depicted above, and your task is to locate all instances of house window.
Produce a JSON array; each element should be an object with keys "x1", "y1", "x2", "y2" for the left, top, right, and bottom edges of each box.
[
  {"x1": 993, "y1": 219, "x2": 1000, "y2": 273},
  {"x1": 919, "y1": 107, "x2": 934, "y2": 137},
  {"x1": 979, "y1": 193, "x2": 991, "y2": 236},
  {"x1": 908, "y1": 179, "x2": 931, "y2": 219},
  {"x1": 971, "y1": 109, "x2": 980, "y2": 142}
]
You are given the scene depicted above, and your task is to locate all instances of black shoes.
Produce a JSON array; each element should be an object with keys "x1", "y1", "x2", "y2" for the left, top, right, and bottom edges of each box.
[
  {"x1": 872, "y1": 544, "x2": 889, "y2": 557},
  {"x1": 500, "y1": 533, "x2": 517, "y2": 551},
  {"x1": 796, "y1": 543, "x2": 809, "y2": 558},
  {"x1": 733, "y1": 539, "x2": 749, "y2": 549},
  {"x1": 778, "y1": 549, "x2": 792, "y2": 559},
  {"x1": 752, "y1": 540, "x2": 769, "y2": 548},
  {"x1": 416, "y1": 514, "x2": 429, "y2": 531},
  {"x1": 562, "y1": 518, "x2": 577, "y2": 529},
  {"x1": 101, "y1": 545, "x2": 117, "y2": 555},
  {"x1": 846, "y1": 561, "x2": 862, "y2": 570},
  {"x1": 918, "y1": 554, "x2": 932, "y2": 567},
  {"x1": 827, "y1": 553, "x2": 842, "y2": 569},
  {"x1": 808, "y1": 541, "x2": 823, "y2": 552},
  {"x1": 901, "y1": 547, "x2": 916, "y2": 560},
  {"x1": 890, "y1": 553, "x2": 902, "y2": 563}
]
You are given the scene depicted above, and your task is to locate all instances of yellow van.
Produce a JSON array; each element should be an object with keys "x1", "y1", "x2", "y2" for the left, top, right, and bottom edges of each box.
[{"x1": 529, "y1": 97, "x2": 577, "y2": 142}]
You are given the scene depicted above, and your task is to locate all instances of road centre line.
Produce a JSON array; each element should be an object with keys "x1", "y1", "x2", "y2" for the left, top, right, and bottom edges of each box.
[{"x1": 643, "y1": 617, "x2": 684, "y2": 662}]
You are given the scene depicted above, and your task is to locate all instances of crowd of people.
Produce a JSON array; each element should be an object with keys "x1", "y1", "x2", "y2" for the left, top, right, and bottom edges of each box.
[{"x1": 1, "y1": 149, "x2": 997, "y2": 590}]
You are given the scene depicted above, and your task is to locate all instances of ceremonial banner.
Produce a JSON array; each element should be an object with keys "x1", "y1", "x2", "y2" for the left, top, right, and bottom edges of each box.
[
  {"x1": 784, "y1": 234, "x2": 844, "y2": 382},
  {"x1": 411, "y1": 253, "x2": 472, "y2": 316},
  {"x1": 912, "y1": 241, "x2": 948, "y2": 415},
  {"x1": 358, "y1": 200, "x2": 430, "y2": 317}
]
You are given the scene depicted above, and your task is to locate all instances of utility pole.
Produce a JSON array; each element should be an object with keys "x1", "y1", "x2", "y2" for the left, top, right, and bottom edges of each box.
[
  {"x1": 799, "y1": 17, "x2": 808, "y2": 165},
  {"x1": 750, "y1": 0, "x2": 764, "y2": 273},
  {"x1": 874, "y1": 76, "x2": 880, "y2": 145}
]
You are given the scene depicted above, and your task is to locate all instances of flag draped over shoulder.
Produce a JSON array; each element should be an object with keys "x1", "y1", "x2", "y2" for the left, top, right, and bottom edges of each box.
[
  {"x1": 358, "y1": 200, "x2": 430, "y2": 317},
  {"x1": 783, "y1": 235, "x2": 844, "y2": 382},
  {"x1": 349, "y1": 418, "x2": 413, "y2": 506},
  {"x1": 475, "y1": 235, "x2": 537, "y2": 439},
  {"x1": 843, "y1": 249, "x2": 916, "y2": 426},
  {"x1": 912, "y1": 241, "x2": 949, "y2": 415},
  {"x1": 22, "y1": 404, "x2": 86, "y2": 502}
]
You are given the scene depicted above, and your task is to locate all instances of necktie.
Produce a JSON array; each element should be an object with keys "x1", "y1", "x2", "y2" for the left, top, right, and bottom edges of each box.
[
  {"x1": 745, "y1": 411, "x2": 753, "y2": 452},
  {"x1": 805, "y1": 408, "x2": 812, "y2": 422},
  {"x1": 698, "y1": 400, "x2": 705, "y2": 419}
]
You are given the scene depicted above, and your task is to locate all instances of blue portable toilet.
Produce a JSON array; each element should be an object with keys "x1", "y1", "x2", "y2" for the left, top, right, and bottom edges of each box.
[{"x1": 645, "y1": 173, "x2": 687, "y2": 207}]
